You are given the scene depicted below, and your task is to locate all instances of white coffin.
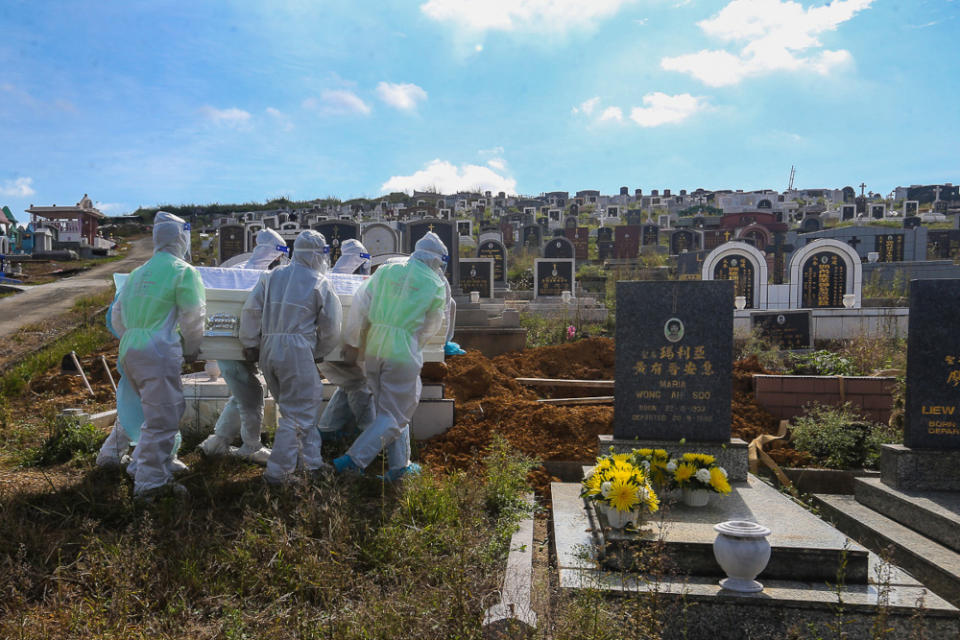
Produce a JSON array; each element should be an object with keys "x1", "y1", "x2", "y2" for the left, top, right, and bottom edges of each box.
[{"x1": 114, "y1": 268, "x2": 447, "y2": 363}]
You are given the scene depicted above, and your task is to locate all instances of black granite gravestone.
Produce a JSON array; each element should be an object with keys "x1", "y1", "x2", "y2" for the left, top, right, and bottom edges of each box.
[
  {"x1": 614, "y1": 280, "x2": 733, "y2": 442},
  {"x1": 457, "y1": 220, "x2": 471, "y2": 237},
  {"x1": 641, "y1": 223, "x2": 659, "y2": 246},
  {"x1": 218, "y1": 223, "x2": 246, "y2": 263},
  {"x1": 801, "y1": 216, "x2": 823, "y2": 233},
  {"x1": 841, "y1": 205, "x2": 856, "y2": 221},
  {"x1": 534, "y1": 260, "x2": 574, "y2": 297},
  {"x1": 544, "y1": 236, "x2": 574, "y2": 259},
  {"x1": 874, "y1": 233, "x2": 905, "y2": 262},
  {"x1": 801, "y1": 251, "x2": 847, "y2": 308},
  {"x1": 407, "y1": 218, "x2": 458, "y2": 287},
  {"x1": 751, "y1": 311, "x2": 812, "y2": 349},
  {"x1": 927, "y1": 230, "x2": 960, "y2": 260},
  {"x1": 904, "y1": 279, "x2": 960, "y2": 449},
  {"x1": 713, "y1": 254, "x2": 756, "y2": 309},
  {"x1": 312, "y1": 221, "x2": 359, "y2": 266},
  {"x1": 477, "y1": 239, "x2": 507, "y2": 287},
  {"x1": 522, "y1": 225, "x2": 542, "y2": 252},
  {"x1": 597, "y1": 241, "x2": 614, "y2": 261},
  {"x1": 459, "y1": 259, "x2": 494, "y2": 298},
  {"x1": 676, "y1": 250, "x2": 708, "y2": 278},
  {"x1": 670, "y1": 230, "x2": 696, "y2": 254},
  {"x1": 903, "y1": 216, "x2": 921, "y2": 230}
]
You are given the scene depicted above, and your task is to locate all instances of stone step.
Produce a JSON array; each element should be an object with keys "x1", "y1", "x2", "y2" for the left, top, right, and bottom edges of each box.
[
  {"x1": 814, "y1": 493, "x2": 960, "y2": 607},
  {"x1": 854, "y1": 477, "x2": 960, "y2": 553}
]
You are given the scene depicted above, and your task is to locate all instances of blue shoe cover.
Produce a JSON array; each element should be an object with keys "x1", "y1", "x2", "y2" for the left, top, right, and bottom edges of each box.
[
  {"x1": 383, "y1": 463, "x2": 422, "y2": 483},
  {"x1": 333, "y1": 455, "x2": 359, "y2": 473},
  {"x1": 444, "y1": 341, "x2": 466, "y2": 356}
]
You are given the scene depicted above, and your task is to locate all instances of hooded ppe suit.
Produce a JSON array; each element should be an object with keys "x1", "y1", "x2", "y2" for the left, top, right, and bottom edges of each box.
[
  {"x1": 316, "y1": 240, "x2": 374, "y2": 437},
  {"x1": 111, "y1": 211, "x2": 205, "y2": 495},
  {"x1": 340, "y1": 232, "x2": 448, "y2": 473},
  {"x1": 239, "y1": 230, "x2": 342, "y2": 484},
  {"x1": 199, "y1": 228, "x2": 287, "y2": 465}
]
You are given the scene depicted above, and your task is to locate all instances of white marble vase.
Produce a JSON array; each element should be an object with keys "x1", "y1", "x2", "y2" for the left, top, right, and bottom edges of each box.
[{"x1": 712, "y1": 520, "x2": 772, "y2": 593}]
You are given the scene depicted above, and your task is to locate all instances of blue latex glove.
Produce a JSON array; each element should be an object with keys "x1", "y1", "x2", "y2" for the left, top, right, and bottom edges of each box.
[{"x1": 444, "y1": 341, "x2": 466, "y2": 356}]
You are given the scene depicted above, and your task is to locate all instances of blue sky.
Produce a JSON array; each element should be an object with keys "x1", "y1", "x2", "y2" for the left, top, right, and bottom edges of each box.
[{"x1": 0, "y1": 0, "x2": 957, "y2": 216}]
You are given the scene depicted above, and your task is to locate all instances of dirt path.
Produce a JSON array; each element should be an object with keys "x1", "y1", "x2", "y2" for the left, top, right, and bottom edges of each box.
[{"x1": 0, "y1": 238, "x2": 152, "y2": 336}]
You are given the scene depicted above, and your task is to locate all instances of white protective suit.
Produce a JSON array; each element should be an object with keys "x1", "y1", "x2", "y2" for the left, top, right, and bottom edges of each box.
[
  {"x1": 111, "y1": 211, "x2": 205, "y2": 495},
  {"x1": 239, "y1": 230, "x2": 342, "y2": 484},
  {"x1": 341, "y1": 232, "x2": 449, "y2": 473},
  {"x1": 199, "y1": 228, "x2": 287, "y2": 465}
]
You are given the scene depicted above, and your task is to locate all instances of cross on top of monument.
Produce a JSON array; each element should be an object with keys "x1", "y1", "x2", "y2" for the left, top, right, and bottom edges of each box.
[
  {"x1": 847, "y1": 236, "x2": 861, "y2": 249},
  {"x1": 428, "y1": 223, "x2": 435, "y2": 232},
  {"x1": 859, "y1": 183, "x2": 867, "y2": 197},
  {"x1": 934, "y1": 185, "x2": 942, "y2": 201}
]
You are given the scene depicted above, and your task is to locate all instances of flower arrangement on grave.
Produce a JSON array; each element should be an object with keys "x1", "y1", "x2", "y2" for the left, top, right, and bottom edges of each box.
[
  {"x1": 581, "y1": 453, "x2": 660, "y2": 517},
  {"x1": 631, "y1": 448, "x2": 671, "y2": 489},
  {"x1": 667, "y1": 453, "x2": 731, "y2": 495}
]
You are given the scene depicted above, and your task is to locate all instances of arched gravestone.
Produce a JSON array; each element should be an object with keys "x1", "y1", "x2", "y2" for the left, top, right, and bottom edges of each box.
[
  {"x1": 544, "y1": 236, "x2": 575, "y2": 259},
  {"x1": 670, "y1": 229, "x2": 697, "y2": 254},
  {"x1": 477, "y1": 239, "x2": 507, "y2": 287},
  {"x1": 713, "y1": 256, "x2": 756, "y2": 309},
  {"x1": 361, "y1": 223, "x2": 399, "y2": 256},
  {"x1": 801, "y1": 216, "x2": 823, "y2": 233},
  {"x1": 406, "y1": 218, "x2": 458, "y2": 286},
  {"x1": 564, "y1": 216, "x2": 578, "y2": 230},
  {"x1": 521, "y1": 225, "x2": 542, "y2": 252},
  {"x1": 218, "y1": 223, "x2": 246, "y2": 263},
  {"x1": 801, "y1": 252, "x2": 847, "y2": 308},
  {"x1": 312, "y1": 221, "x2": 359, "y2": 266}
]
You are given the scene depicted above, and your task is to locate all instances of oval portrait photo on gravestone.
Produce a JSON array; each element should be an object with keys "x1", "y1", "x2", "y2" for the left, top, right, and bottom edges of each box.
[{"x1": 664, "y1": 317, "x2": 684, "y2": 343}]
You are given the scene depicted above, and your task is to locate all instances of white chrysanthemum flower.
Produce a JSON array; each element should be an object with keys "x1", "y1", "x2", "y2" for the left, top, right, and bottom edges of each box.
[
  {"x1": 600, "y1": 481, "x2": 613, "y2": 498},
  {"x1": 695, "y1": 468, "x2": 711, "y2": 484},
  {"x1": 666, "y1": 460, "x2": 677, "y2": 472},
  {"x1": 719, "y1": 467, "x2": 728, "y2": 479},
  {"x1": 641, "y1": 460, "x2": 651, "y2": 470},
  {"x1": 637, "y1": 486, "x2": 649, "y2": 500}
]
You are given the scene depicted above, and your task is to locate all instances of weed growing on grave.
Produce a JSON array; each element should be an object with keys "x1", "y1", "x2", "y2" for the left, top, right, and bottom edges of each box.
[
  {"x1": 790, "y1": 403, "x2": 902, "y2": 470},
  {"x1": 734, "y1": 326, "x2": 787, "y2": 372}
]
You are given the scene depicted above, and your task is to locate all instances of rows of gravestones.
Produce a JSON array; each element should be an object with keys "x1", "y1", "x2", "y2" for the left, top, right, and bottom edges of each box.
[{"x1": 217, "y1": 198, "x2": 959, "y2": 307}]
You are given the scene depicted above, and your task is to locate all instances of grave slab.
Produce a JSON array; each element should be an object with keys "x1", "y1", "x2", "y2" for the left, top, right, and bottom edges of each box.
[{"x1": 854, "y1": 476, "x2": 960, "y2": 553}]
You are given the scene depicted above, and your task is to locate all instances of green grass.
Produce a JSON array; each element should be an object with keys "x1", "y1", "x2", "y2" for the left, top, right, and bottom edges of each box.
[{"x1": 0, "y1": 438, "x2": 533, "y2": 639}]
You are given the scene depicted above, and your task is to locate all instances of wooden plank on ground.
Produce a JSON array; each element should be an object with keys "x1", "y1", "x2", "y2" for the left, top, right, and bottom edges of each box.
[
  {"x1": 537, "y1": 396, "x2": 614, "y2": 406},
  {"x1": 516, "y1": 377, "x2": 614, "y2": 389}
]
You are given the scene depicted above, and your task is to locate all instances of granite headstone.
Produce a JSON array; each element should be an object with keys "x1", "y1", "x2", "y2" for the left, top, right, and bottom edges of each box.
[
  {"x1": 477, "y1": 239, "x2": 507, "y2": 287},
  {"x1": 614, "y1": 280, "x2": 733, "y2": 442},
  {"x1": 534, "y1": 259, "x2": 575, "y2": 297},
  {"x1": 751, "y1": 311, "x2": 812, "y2": 349},
  {"x1": 544, "y1": 236, "x2": 575, "y2": 259},
  {"x1": 459, "y1": 258, "x2": 494, "y2": 299},
  {"x1": 218, "y1": 223, "x2": 246, "y2": 263}
]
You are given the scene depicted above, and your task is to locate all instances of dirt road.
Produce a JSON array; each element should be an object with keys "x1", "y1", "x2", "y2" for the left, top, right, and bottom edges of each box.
[{"x1": 0, "y1": 238, "x2": 152, "y2": 336}]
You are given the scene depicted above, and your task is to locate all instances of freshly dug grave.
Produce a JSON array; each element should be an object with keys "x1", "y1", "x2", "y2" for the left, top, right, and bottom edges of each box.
[{"x1": 420, "y1": 338, "x2": 794, "y2": 495}]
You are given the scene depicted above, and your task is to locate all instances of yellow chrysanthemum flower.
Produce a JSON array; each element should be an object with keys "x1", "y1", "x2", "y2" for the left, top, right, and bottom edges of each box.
[
  {"x1": 608, "y1": 478, "x2": 640, "y2": 512},
  {"x1": 709, "y1": 467, "x2": 732, "y2": 494},
  {"x1": 681, "y1": 452, "x2": 716, "y2": 466},
  {"x1": 642, "y1": 484, "x2": 660, "y2": 513},
  {"x1": 583, "y1": 472, "x2": 603, "y2": 496},
  {"x1": 674, "y1": 462, "x2": 696, "y2": 485},
  {"x1": 595, "y1": 458, "x2": 612, "y2": 472},
  {"x1": 611, "y1": 453, "x2": 632, "y2": 465},
  {"x1": 635, "y1": 448, "x2": 653, "y2": 457},
  {"x1": 610, "y1": 468, "x2": 637, "y2": 485},
  {"x1": 652, "y1": 449, "x2": 669, "y2": 461}
]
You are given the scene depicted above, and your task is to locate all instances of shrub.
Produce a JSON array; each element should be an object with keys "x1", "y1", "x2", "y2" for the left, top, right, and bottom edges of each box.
[
  {"x1": 790, "y1": 403, "x2": 901, "y2": 470},
  {"x1": 24, "y1": 414, "x2": 105, "y2": 466},
  {"x1": 788, "y1": 349, "x2": 858, "y2": 376}
]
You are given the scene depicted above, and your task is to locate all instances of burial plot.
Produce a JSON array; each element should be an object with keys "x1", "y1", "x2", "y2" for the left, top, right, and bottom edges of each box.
[
  {"x1": 361, "y1": 223, "x2": 399, "y2": 256},
  {"x1": 218, "y1": 223, "x2": 246, "y2": 264},
  {"x1": 533, "y1": 259, "x2": 574, "y2": 297},
  {"x1": 521, "y1": 225, "x2": 542, "y2": 252},
  {"x1": 614, "y1": 225, "x2": 640, "y2": 259},
  {"x1": 477, "y1": 239, "x2": 507, "y2": 288},
  {"x1": 544, "y1": 236, "x2": 574, "y2": 259},
  {"x1": 751, "y1": 311, "x2": 812, "y2": 349},
  {"x1": 874, "y1": 232, "x2": 905, "y2": 262},
  {"x1": 613, "y1": 280, "x2": 733, "y2": 442},
  {"x1": 641, "y1": 223, "x2": 659, "y2": 246},
  {"x1": 407, "y1": 218, "x2": 458, "y2": 286},
  {"x1": 459, "y1": 258, "x2": 495, "y2": 299},
  {"x1": 801, "y1": 252, "x2": 847, "y2": 308},
  {"x1": 565, "y1": 227, "x2": 589, "y2": 261},
  {"x1": 904, "y1": 279, "x2": 960, "y2": 450},
  {"x1": 312, "y1": 221, "x2": 359, "y2": 266},
  {"x1": 712, "y1": 254, "x2": 757, "y2": 309},
  {"x1": 669, "y1": 229, "x2": 697, "y2": 254}
]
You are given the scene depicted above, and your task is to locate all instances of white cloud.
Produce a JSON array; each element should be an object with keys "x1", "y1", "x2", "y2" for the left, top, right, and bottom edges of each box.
[
  {"x1": 572, "y1": 96, "x2": 601, "y2": 116},
  {"x1": 599, "y1": 106, "x2": 624, "y2": 123},
  {"x1": 94, "y1": 201, "x2": 128, "y2": 214},
  {"x1": 661, "y1": 0, "x2": 872, "y2": 86},
  {"x1": 629, "y1": 92, "x2": 705, "y2": 127},
  {"x1": 303, "y1": 90, "x2": 372, "y2": 116},
  {"x1": 420, "y1": 0, "x2": 636, "y2": 34},
  {"x1": 381, "y1": 159, "x2": 517, "y2": 195},
  {"x1": 200, "y1": 106, "x2": 252, "y2": 128},
  {"x1": 376, "y1": 82, "x2": 428, "y2": 111},
  {"x1": 0, "y1": 177, "x2": 36, "y2": 197},
  {"x1": 265, "y1": 106, "x2": 294, "y2": 131},
  {"x1": 487, "y1": 157, "x2": 506, "y2": 170}
]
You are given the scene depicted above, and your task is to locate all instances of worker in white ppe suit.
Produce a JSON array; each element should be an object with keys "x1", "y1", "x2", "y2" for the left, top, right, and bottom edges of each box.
[
  {"x1": 239, "y1": 230, "x2": 342, "y2": 485},
  {"x1": 333, "y1": 232, "x2": 449, "y2": 481},
  {"x1": 111, "y1": 211, "x2": 205, "y2": 498},
  {"x1": 198, "y1": 228, "x2": 287, "y2": 465},
  {"x1": 96, "y1": 293, "x2": 185, "y2": 472},
  {"x1": 317, "y1": 239, "x2": 373, "y2": 439}
]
